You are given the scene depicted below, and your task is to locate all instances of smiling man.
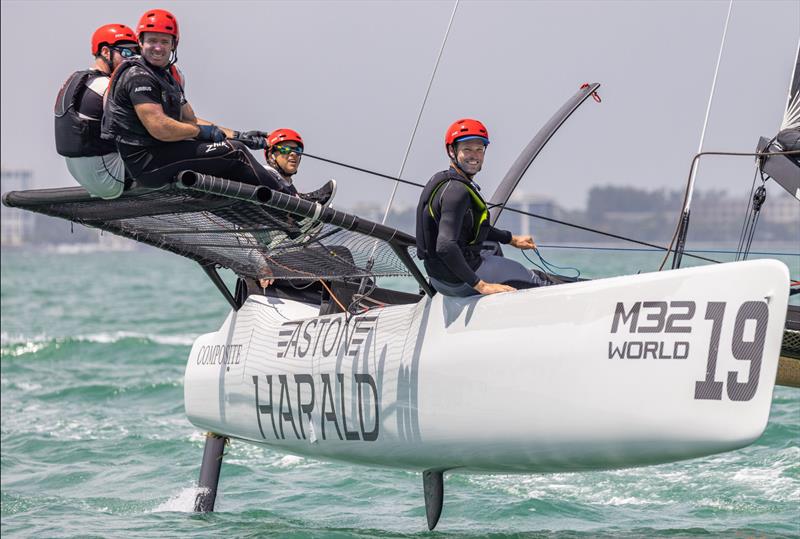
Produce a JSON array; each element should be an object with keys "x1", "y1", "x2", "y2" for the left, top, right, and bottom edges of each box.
[
  {"x1": 100, "y1": 9, "x2": 332, "y2": 204},
  {"x1": 262, "y1": 129, "x2": 335, "y2": 201},
  {"x1": 415, "y1": 118, "x2": 551, "y2": 297}
]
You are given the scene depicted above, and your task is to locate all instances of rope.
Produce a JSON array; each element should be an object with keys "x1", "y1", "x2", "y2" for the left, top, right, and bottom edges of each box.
[
  {"x1": 304, "y1": 147, "x2": 797, "y2": 268},
  {"x1": 379, "y1": 0, "x2": 459, "y2": 225},
  {"x1": 533, "y1": 244, "x2": 799, "y2": 257},
  {"x1": 656, "y1": 147, "x2": 800, "y2": 271},
  {"x1": 318, "y1": 279, "x2": 348, "y2": 313},
  {"x1": 735, "y1": 167, "x2": 761, "y2": 261},
  {"x1": 685, "y1": 0, "x2": 733, "y2": 210},
  {"x1": 522, "y1": 247, "x2": 581, "y2": 280}
]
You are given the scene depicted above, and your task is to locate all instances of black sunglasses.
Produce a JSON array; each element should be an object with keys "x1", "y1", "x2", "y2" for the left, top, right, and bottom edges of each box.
[{"x1": 113, "y1": 46, "x2": 140, "y2": 58}]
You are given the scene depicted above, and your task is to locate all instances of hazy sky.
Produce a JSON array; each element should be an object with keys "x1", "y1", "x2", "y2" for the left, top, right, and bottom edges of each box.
[{"x1": 1, "y1": 0, "x2": 798, "y2": 212}]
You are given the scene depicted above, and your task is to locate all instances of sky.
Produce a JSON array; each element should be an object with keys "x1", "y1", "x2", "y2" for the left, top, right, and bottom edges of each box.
[{"x1": 1, "y1": 0, "x2": 798, "y2": 212}]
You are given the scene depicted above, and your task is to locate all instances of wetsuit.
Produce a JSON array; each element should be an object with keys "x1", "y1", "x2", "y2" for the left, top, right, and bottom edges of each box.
[
  {"x1": 54, "y1": 69, "x2": 126, "y2": 199},
  {"x1": 263, "y1": 163, "x2": 298, "y2": 196},
  {"x1": 101, "y1": 57, "x2": 284, "y2": 191},
  {"x1": 416, "y1": 167, "x2": 549, "y2": 296}
]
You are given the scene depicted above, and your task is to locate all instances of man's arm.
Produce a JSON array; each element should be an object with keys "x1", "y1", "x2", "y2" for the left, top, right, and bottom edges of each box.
[
  {"x1": 134, "y1": 102, "x2": 201, "y2": 142},
  {"x1": 486, "y1": 226, "x2": 536, "y2": 250},
  {"x1": 182, "y1": 102, "x2": 237, "y2": 139},
  {"x1": 436, "y1": 182, "x2": 517, "y2": 295}
]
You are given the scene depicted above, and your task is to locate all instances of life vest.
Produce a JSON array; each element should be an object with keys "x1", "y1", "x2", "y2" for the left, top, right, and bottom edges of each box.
[
  {"x1": 101, "y1": 57, "x2": 184, "y2": 147},
  {"x1": 415, "y1": 170, "x2": 490, "y2": 260},
  {"x1": 54, "y1": 70, "x2": 117, "y2": 157}
]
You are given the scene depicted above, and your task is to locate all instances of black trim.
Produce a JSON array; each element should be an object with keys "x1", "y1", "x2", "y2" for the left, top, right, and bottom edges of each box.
[
  {"x1": 201, "y1": 264, "x2": 238, "y2": 310},
  {"x1": 489, "y1": 83, "x2": 602, "y2": 225}
]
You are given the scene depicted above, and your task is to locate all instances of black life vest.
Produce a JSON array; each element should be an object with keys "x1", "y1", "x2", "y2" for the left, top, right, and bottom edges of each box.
[
  {"x1": 54, "y1": 70, "x2": 117, "y2": 157},
  {"x1": 415, "y1": 169, "x2": 490, "y2": 260},
  {"x1": 101, "y1": 57, "x2": 184, "y2": 147}
]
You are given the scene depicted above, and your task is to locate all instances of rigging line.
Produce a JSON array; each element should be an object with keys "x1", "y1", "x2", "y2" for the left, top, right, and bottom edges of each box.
[
  {"x1": 303, "y1": 152, "x2": 424, "y2": 188},
  {"x1": 499, "y1": 205, "x2": 721, "y2": 264},
  {"x1": 686, "y1": 0, "x2": 733, "y2": 212},
  {"x1": 735, "y1": 168, "x2": 760, "y2": 261},
  {"x1": 379, "y1": 0, "x2": 459, "y2": 226},
  {"x1": 656, "y1": 147, "x2": 800, "y2": 271},
  {"x1": 532, "y1": 245, "x2": 799, "y2": 257},
  {"x1": 307, "y1": 147, "x2": 795, "y2": 266}
]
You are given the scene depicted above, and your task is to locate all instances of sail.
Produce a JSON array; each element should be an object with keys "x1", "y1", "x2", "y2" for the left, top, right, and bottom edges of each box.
[
  {"x1": 759, "y1": 41, "x2": 800, "y2": 201},
  {"x1": 780, "y1": 40, "x2": 800, "y2": 130}
]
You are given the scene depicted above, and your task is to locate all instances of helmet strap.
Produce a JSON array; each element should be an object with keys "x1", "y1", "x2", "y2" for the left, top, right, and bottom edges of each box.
[
  {"x1": 448, "y1": 143, "x2": 474, "y2": 180},
  {"x1": 268, "y1": 152, "x2": 292, "y2": 178},
  {"x1": 99, "y1": 46, "x2": 114, "y2": 74}
]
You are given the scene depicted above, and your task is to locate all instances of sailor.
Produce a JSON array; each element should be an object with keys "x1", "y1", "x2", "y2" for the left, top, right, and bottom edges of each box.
[
  {"x1": 415, "y1": 118, "x2": 550, "y2": 296},
  {"x1": 101, "y1": 9, "x2": 333, "y2": 205},
  {"x1": 255, "y1": 129, "x2": 336, "y2": 288},
  {"x1": 263, "y1": 129, "x2": 336, "y2": 200},
  {"x1": 54, "y1": 24, "x2": 140, "y2": 199}
]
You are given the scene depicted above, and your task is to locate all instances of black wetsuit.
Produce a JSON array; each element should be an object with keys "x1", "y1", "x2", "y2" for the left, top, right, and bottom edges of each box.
[
  {"x1": 416, "y1": 168, "x2": 512, "y2": 287},
  {"x1": 101, "y1": 58, "x2": 283, "y2": 190}
]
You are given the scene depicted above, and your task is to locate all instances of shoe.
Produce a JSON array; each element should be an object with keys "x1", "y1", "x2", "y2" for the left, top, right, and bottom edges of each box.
[{"x1": 299, "y1": 179, "x2": 336, "y2": 207}]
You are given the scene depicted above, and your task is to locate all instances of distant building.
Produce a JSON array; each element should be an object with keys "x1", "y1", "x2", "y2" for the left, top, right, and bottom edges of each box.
[
  {"x1": 508, "y1": 192, "x2": 559, "y2": 236},
  {"x1": 1, "y1": 169, "x2": 34, "y2": 246},
  {"x1": 762, "y1": 188, "x2": 800, "y2": 225}
]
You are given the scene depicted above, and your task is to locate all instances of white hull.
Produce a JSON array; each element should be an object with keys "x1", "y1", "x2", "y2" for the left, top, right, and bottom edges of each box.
[{"x1": 184, "y1": 259, "x2": 789, "y2": 473}]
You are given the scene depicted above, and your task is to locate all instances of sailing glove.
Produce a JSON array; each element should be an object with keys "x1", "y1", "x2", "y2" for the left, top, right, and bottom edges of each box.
[
  {"x1": 232, "y1": 130, "x2": 268, "y2": 150},
  {"x1": 197, "y1": 124, "x2": 226, "y2": 142}
]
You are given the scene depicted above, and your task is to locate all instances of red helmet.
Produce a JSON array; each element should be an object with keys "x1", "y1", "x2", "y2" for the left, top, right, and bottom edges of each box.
[
  {"x1": 444, "y1": 118, "x2": 489, "y2": 147},
  {"x1": 267, "y1": 128, "x2": 303, "y2": 148},
  {"x1": 91, "y1": 24, "x2": 137, "y2": 56},
  {"x1": 137, "y1": 9, "x2": 180, "y2": 45}
]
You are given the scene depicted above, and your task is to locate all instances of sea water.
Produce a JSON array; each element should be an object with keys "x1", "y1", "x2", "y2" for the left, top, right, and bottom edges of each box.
[{"x1": 2, "y1": 248, "x2": 798, "y2": 538}]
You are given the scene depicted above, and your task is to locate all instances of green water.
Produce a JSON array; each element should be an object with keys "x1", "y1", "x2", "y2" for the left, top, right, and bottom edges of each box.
[{"x1": 2, "y1": 249, "x2": 798, "y2": 538}]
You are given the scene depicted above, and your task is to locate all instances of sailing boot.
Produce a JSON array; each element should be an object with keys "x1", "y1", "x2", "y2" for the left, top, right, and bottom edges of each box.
[{"x1": 299, "y1": 179, "x2": 337, "y2": 207}]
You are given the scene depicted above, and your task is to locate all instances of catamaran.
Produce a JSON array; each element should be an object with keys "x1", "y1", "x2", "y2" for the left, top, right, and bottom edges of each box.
[{"x1": 4, "y1": 71, "x2": 798, "y2": 528}]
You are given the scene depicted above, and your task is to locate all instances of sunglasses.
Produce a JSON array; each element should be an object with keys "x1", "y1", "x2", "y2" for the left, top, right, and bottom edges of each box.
[
  {"x1": 113, "y1": 47, "x2": 140, "y2": 58},
  {"x1": 274, "y1": 145, "x2": 303, "y2": 155}
]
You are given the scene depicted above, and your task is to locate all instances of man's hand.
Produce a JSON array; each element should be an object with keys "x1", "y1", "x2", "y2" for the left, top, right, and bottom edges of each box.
[
  {"x1": 233, "y1": 130, "x2": 268, "y2": 150},
  {"x1": 197, "y1": 124, "x2": 227, "y2": 142},
  {"x1": 474, "y1": 280, "x2": 516, "y2": 295},
  {"x1": 259, "y1": 277, "x2": 275, "y2": 288},
  {"x1": 510, "y1": 234, "x2": 536, "y2": 250}
]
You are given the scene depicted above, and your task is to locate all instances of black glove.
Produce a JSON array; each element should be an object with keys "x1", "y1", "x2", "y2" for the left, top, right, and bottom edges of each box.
[
  {"x1": 232, "y1": 129, "x2": 268, "y2": 150},
  {"x1": 197, "y1": 124, "x2": 226, "y2": 142}
]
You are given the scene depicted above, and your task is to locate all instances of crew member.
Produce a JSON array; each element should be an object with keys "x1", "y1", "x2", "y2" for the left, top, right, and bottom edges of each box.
[
  {"x1": 416, "y1": 118, "x2": 550, "y2": 296},
  {"x1": 55, "y1": 24, "x2": 139, "y2": 199},
  {"x1": 101, "y1": 9, "x2": 332, "y2": 204},
  {"x1": 263, "y1": 128, "x2": 336, "y2": 202}
]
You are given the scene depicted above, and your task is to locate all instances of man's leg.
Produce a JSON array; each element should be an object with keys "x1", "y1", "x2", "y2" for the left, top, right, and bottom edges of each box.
[
  {"x1": 428, "y1": 276, "x2": 480, "y2": 297},
  {"x1": 476, "y1": 254, "x2": 552, "y2": 290},
  {"x1": 121, "y1": 139, "x2": 284, "y2": 190}
]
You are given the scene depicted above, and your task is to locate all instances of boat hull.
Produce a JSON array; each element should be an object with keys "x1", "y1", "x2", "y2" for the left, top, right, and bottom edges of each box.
[{"x1": 184, "y1": 259, "x2": 790, "y2": 473}]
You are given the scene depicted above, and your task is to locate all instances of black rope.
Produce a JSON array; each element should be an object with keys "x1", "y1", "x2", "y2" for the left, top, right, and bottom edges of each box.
[
  {"x1": 303, "y1": 152, "x2": 721, "y2": 264},
  {"x1": 657, "y1": 147, "x2": 800, "y2": 271},
  {"x1": 735, "y1": 167, "x2": 760, "y2": 261},
  {"x1": 304, "y1": 152, "x2": 425, "y2": 189}
]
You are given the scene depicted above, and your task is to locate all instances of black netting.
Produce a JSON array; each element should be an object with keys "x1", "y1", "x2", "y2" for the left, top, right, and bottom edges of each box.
[{"x1": 3, "y1": 183, "x2": 415, "y2": 281}]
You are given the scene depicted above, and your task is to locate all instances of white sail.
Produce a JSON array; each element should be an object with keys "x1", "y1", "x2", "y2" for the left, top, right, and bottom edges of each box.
[{"x1": 780, "y1": 40, "x2": 800, "y2": 130}]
